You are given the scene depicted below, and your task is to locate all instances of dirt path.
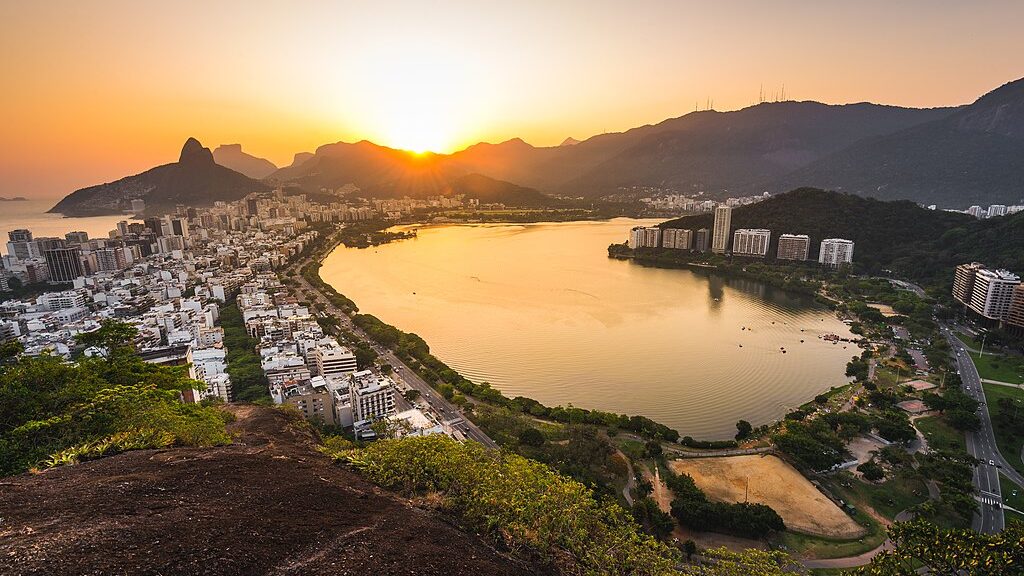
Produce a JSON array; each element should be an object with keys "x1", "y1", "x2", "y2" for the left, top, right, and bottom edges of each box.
[
  {"x1": 639, "y1": 463, "x2": 671, "y2": 513},
  {"x1": 617, "y1": 449, "x2": 636, "y2": 506}
]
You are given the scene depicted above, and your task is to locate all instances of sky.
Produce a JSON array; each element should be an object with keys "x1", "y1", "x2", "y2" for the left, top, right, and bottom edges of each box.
[{"x1": 2, "y1": 0, "x2": 1022, "y2": 199}]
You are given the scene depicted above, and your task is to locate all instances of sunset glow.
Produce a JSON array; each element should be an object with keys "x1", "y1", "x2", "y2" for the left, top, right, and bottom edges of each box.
[{"x1": 2, "y1": 0, "x2": 1023, "y2": 198}]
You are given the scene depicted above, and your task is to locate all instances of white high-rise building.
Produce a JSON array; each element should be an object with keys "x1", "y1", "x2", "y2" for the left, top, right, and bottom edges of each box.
[
  {"x1": 628, "y1": 227, "x2": 645, "y2": 249},
  {"x1": 732, "y1": 229, "x2": 771, "y2": 257},
  {"x1": 711, "y1": 205, "x2": 732, "y2": 253},
  {"x1": 314, "y1": 343, "x2": 358, "y2": 378},
  {"x1": 987, "y1": 205, "x2": 1007, "y2": 218},
  {"x1": 819, "y1": 239, "x2": 855, "y2": 267},
  {"x1": 349, "y1": 370, "x2": 396, "y2": 423},
  {"x1": 627, "y1": 226, "x2": 662, "y2": 249},
  {"x1": 969, "y1": 268, "x2": 1020, "y2": 321}
]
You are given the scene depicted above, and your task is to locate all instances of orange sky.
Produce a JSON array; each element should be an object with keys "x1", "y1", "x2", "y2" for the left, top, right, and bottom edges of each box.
[{"x1": 2, "y1": 1, "x2": 1022, "y2": 199}]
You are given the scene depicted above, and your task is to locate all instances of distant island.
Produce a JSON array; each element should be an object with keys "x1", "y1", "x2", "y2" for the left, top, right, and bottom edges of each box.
[{"x1": 0, "y1": 196, "x2": 27, "y2": 202}]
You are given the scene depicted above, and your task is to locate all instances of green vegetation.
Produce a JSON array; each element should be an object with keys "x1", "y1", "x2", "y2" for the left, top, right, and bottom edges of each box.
[
  {"x1": 915, "y1": 414, "x2": 966, "y2": 453},
  {"x1": 652, "y1": 188, "x2": 1024, "y2": 290},
  {"x1": 326, "y1": 434, "x2": 679, "y2": 575},
  {"x1": 0, "y1": 320, "x2": 231, "y2": 476},
  {"x1": 970, "y1": 351, "x2": 1024, "y2": 384},
  {"x1": 666, "y1": 468, "x2": 786, "y2": 538},
  {"x1": 776, "y1": 520, "x2": 886, "y2": 562},
  {"x1": 834, "y1": 470, "x2": 927, "y2": 521},
  {"x1": 983, "y1": 382, "x2": 1024, "y2": 477},
  {"x1": 220, "y1": 303, "x2": 269, "y2": 402},
  {"x1": 301, "y1": 261, "x2": 359, "y2": 313},
  {"x1": 856, "y1": 518, "x2": 1024, "y2": 575},
  {"x1": 1002, "y1": 475, "x2": 1024, "y2": 521},
  {"x1": 0, "y1": 279, "x2": 74, "y2": 304}
]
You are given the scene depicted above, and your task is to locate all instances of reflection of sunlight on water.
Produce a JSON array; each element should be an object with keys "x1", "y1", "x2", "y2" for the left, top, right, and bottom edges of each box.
[{"x1": 324, "y1": 220, "x2": 855, "y2": 439}]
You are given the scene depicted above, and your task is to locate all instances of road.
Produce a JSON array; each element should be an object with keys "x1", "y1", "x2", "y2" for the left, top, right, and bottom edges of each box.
[
  {"x1": 940, "y1": 323, "x2": 1024, "y2": 533},
  {"x1": 289, "y1": 262, "x2": 499, "y2": 449},
  {"x1": 884, "y1": 277, "x2": 927, "y2": 298}
]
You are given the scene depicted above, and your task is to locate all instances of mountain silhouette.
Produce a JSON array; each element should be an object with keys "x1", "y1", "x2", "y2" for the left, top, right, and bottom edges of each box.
[
  {"x1": 212, "y1": 144, "x2": 278, "y2": 179},
  {"x1": 50, "y1": 138, "x2": 269, "y2": 216}
]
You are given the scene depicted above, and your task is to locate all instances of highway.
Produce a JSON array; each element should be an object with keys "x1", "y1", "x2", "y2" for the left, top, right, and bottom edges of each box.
[
  {"x1": 289, "y1": 263, "x2": 499, "y2": 449},
  {"x1": 940, "y1": 324, "x2": 1024, "y2": 533}
]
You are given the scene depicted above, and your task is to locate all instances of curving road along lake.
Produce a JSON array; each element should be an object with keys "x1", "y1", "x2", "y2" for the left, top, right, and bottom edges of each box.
[{"x1": 320, "y1": 219, "x2": 856, "y2": 439}]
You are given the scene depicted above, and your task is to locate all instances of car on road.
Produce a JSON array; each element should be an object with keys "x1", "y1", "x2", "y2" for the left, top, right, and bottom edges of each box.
[{"x1": 990, "y1": 459, "x2": 996, "y2": 466}]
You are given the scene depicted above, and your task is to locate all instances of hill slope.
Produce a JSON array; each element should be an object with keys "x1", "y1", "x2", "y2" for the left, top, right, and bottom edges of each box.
[
  {"x1": 657, "y1": 188, "x2": 1024, "y2": 286},
  {"x1": 772, "y1": 78, "x2": 1024, "y2": 206},
  {"x1": 556, "y1": 102, "x2": 955, "y2": 197},
  {"x1": 51, "y1": 138, "x2": 269, "y2": 216},
  {"x1": 0, "y1": 405, "x2": 544, "y2": 576},
  {"x1": 212, "y1": 144, "x2": 278, "y2": 179}
]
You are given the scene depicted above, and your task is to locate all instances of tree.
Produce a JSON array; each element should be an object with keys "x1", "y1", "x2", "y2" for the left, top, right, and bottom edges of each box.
[
  {"x1": 814, "y1": 394, "x2": 829, "y2": 405},
  {"x1": 353, "y1": 344, "x2": 378, "y2": 370},
  {"x1": 517, "y1": 427, "x2": 545, "y2": 447},
  {"x1": 858, "y1": 519, "x2": 1024, "y2": 575},
  {"x1": 403, "y1": 389, "x2": 420, "y2": 402},
  {"x1": 75, "y1": 319, "x2": 139, "y2": 357},
  {"x1": 645, "y1": 440, "x2": 663, "y2": 458},
  {"x1": 858, "y1": 460, "x2": 885, "y2": 482},
  {"x1": 946, "y1": 408, "x2": 981, "y2": 432},
  {"x1": 683, "y1": 539, "x2": 697, "y2": 561},
  {"x1": 735, "y1": 419, "x2": 753, "y2": 440}
]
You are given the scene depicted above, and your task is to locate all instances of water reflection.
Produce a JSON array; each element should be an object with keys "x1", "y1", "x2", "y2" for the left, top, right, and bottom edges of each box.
[{"x1": 321, "y1": 219, "x2": 855, "y2": 439}]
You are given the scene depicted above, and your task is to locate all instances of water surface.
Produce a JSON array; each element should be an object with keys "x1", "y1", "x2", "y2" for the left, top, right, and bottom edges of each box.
[{"x1": 321, "y1": 219, "x2": 855, "y2": 439}]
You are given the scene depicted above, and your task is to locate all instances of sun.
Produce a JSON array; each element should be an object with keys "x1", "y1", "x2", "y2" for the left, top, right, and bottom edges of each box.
[{"x1": 351, "y1": 45, "x2": 486, "y2": 155}]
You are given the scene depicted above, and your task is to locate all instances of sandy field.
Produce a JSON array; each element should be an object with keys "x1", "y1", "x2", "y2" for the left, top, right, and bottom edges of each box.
[{"x1": 670, "y1": 454, "x2": 864, "y2": 538}]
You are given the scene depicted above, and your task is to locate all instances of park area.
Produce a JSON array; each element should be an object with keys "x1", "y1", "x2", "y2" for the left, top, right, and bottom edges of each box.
[{"x1": 669, "y1": 455, "x2": 864, "y2": 538}]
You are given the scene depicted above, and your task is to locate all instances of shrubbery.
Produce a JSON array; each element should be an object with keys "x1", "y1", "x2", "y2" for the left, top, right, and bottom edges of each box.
[
  {"x1": 329, "y1": 435, "x2": 679, "y2": 575},
  {"x1": 666, "y1": 470, "x2": 785, "y2": 538},
  {"x1": 0, "y1": 321, "x2": 231, "y2": 476}
]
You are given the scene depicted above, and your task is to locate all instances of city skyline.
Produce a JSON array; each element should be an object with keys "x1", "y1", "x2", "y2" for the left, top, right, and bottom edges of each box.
[{"x1": 3, "y1": 1, "x2": 1024, "y2": 199}]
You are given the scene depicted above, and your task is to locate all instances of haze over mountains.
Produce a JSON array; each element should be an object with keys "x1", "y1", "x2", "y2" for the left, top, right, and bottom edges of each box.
[
  {"x1": 50, "y1": 138, "x2": 269, "y2": 216},
  {"x1": 212, "y1": 144, "x2": 278, "y2": 179},
  {"x1": 51, "y1": 77, "x2": 1024, "y2": 215}
]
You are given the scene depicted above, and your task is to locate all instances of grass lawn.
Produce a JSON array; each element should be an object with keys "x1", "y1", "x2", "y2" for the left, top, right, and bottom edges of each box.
[
  {"x1": 1001, "y1": 474, "x2": 1024, "y2": 518},
  {"x1": 982, "y1": 383, "x2": 1024, "y2": 478},
  {"x1": 615, "y1": 438, "x2": 647, "y2": 461},
  {"x1": 955, "y1": 331, "x2": 980, "y2": 351},
  {"x1": 969, "y1": 351, "x2": 1024, "y2": 385},
  {"x1": 916, "y1": 414, "x2": 967, "y2": 453},
  {"x1": 774, "y1": 513, "x2": 887, "y2": 560},
  {"x1": 831, "y1": 471, "x2": 929, "y2": 521}
]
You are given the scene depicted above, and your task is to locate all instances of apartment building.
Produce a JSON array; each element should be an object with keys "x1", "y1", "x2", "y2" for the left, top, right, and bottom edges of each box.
[
  {"x1": 662, "y1": 228, "x2": 692, "y2": 250},
  {"x1": 969, "y1": 268, "x2": 1020, "y2": 321},
  {"x1": 776, "y1": 234, "x2": 810, "y2": 261},
  {"x1": 732, "y1": 229, "x2": 771, "y2": 258},
  {"x1": 818, "y1": 239, "x2": 855, "y2": 267},
  {"x1": 711, "y1": 205, "x2": 732, "y2": 253}
]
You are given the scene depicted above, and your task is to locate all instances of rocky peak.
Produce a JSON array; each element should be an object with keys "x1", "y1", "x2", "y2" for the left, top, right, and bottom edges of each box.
[{"x1": 179, "y1": 137, "x2": 215, "y2": 164}]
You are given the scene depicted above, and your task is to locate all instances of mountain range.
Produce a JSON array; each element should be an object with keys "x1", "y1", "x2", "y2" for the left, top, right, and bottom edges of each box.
[
  {"x1": 50, "y1": 76, "x2": 1024, "y2": 215},
  {"x1": 212, "y1": 144, "x2": 278, "y2": 179},
  {"x1": 50, "y1": 138, "x2": 269, "y2": 216}
]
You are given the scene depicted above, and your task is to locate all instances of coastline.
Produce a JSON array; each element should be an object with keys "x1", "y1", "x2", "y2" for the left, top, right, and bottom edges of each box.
[{"x1": 304, "y1": 218, "x2": 856, "y2": 444}]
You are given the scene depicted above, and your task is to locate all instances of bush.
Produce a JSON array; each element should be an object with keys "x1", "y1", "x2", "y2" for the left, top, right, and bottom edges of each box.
[
  {"x1": 517, "y1": 427, "x2": 545, "y2": 447},
  {"x1": 0, "y1": 333, "x2": 231, "y2": 476},
  {"x1": 337, "y1": 435, "x2": 678, "y2": 575},
  {"x1": 858, "y1": 460, "x2": 885, "y2": 482}
]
